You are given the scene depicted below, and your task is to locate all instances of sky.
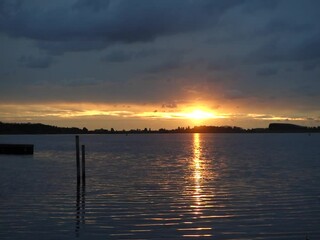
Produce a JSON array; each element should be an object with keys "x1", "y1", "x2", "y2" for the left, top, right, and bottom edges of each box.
[{"x1": 1, "y1": 0, "x2": 320, "y2": 130}]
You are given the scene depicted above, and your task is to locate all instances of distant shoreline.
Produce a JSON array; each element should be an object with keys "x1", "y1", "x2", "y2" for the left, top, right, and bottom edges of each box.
[{"x1": 1, "y1": 122, "x2": 319, "y2": 135}]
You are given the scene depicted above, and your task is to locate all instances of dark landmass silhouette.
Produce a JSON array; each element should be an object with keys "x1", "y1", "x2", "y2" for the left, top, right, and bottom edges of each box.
[
  {"x1": 1, "y1": 121, "x2": 319, "y2": 134},
  {"x1": 0, "y1": 122, "x2": 85, "y2": 134},
  {"x1": 268, "y1": 123, "x2": 309, "y2": 132}
]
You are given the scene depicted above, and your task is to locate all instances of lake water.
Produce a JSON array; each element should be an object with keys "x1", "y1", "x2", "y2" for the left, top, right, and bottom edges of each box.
[{"x1": 0, "y1": 133, "x2": 319, "y2": 239}]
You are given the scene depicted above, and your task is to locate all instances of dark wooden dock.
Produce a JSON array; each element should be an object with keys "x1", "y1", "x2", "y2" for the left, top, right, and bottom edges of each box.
[{"x1": 0, "y1": 144, "x2": 34, "y2": 155}]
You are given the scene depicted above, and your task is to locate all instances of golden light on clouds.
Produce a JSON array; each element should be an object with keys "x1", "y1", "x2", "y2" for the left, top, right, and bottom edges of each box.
[
  {"x1": 0, "y1": 103, "x2": 220, "y2": 120},
  {"x1": 246, "y1": 114, "x2": 307, "y2": 121},
  {"x1": 136, "y1": 108, "x2": 221, "y2": 121},
  {"x1": 0, "y1": 102, "x2": 316, "y2": 129}
]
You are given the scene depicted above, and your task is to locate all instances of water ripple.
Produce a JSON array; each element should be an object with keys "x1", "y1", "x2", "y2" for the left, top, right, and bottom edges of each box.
[{"x1": 0, "y1": 134, "x2": 320, "y2": 239}]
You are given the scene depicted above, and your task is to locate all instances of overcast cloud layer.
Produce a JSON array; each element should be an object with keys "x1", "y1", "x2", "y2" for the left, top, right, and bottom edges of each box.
[{"x1": 1, "y1": 0, "x2": 320, "y2": 126}]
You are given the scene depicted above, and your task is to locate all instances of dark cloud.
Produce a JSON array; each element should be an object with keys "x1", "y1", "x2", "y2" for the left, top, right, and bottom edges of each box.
[
  {"x1": 241, "y1": 0, "x2": 278, "y2": 13},
  {"x1": 147, "y1": 59, "x2": 182, "y2": 73},
  {"x1": 0, "y1": 0, "x2": 22, "y2": 15},
  {"x1": 0, "y1": 0, "x2": 244, "y2": 53},
  {"x1": 258, "y1": 20, "x2": 312, "y2": 36},
  {"x1": 294, "y1": 33, "x2": 320, "y2": 61},
  {"x1": 223, "y1": 89, "x2": 247, "y2": 100},
  {"x1": 36, "y1": 40, "x2": 109, "y2": 55},
  {"x1": 162, "y1": 103, "x2": 178, "y2": 109},
  {"x1": 134, "y1": 49, "x2": 160, "y2": 59},
  {"x1": 302, "y1": 62, "x2": 318, "y2": 72},
  {"x1": 244, "y1": 32, "x2": 320, "y2": 65},
  {"x1": 207, "y1": 57, "x2": 236, "y2": 71},
  {"x1": 73, "y1": 0, "x2": 111, "y2": 12},
  {"x1": 101, "y1": 48, "x2": 161, "y2": 63},
  {"x1": 19, "y1": 55, "x2": 53, "y2": 69},
  {"x1": 293, "y1": 85, "x2": 320, "y2": 98},
  {"x1": 102, "y1": 50, "x2": 133, "y2": 63},
  {"x1": 63, "y1": 77, "x2": 102, "y2": 87},
  {"x1": 256, "y1": 67, "x2": 278, "y2": 77}
]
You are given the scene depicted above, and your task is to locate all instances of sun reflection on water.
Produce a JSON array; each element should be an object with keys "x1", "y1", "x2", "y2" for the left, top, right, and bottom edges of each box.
[
  {"x1": 184, "y1": 133, "x2": 213, "y2": 237},
  {"x1": 193, "y1": 133, "x2": 202, "y2": 211}
]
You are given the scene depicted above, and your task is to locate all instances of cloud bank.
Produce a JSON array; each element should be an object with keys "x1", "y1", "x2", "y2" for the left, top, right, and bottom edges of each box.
[{"x1": 1, "y1": 0, "x2": 320, "y2": 127}]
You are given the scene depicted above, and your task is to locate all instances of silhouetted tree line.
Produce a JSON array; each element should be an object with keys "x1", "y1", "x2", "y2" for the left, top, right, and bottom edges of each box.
[
  {"x1": 0, "y1": 122, "x2": 85, "y2": 134},
  {"x1": 1, "y1": 122, "x2": 320, "y2": 135}
]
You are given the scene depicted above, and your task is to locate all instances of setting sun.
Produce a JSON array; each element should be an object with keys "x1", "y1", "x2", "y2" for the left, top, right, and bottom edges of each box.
[{"x1": 186, "y1": 110, "x2": 215, "y2": 120}]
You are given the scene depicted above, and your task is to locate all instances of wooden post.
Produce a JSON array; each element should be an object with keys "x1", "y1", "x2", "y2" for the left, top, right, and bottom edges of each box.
[
  {"x1": 81, "y1": 145, "x2": 86, "y2": 185},
  {"x1": 75, "y1": 178, "x2": 80, "y2": 236},
  {"x1": 76, "y1": 135, "x2": 80, "y2": 184}
]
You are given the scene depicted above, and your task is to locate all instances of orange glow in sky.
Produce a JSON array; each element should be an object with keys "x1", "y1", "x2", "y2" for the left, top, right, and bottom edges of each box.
[
  {"x1": 186, "y1": 110, "x2": 216, "y2": 120},
  {"x1": 0, "y1": 102, "x2": 316, "y2": 130}
]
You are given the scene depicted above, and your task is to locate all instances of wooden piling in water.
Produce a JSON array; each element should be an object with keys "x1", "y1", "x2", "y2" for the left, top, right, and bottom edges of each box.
[
  {"x1": 81, "y1": 145, "x2": 86, "y2": 185},
  {"x1": 75, "y1": 136, "x2": 86, "y2": 236},
  {"x1": 76, "y1": 136, "x2": 80, "y2": 184}
]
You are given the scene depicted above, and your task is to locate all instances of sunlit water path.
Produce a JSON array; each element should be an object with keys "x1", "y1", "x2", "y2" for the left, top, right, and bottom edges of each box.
[{"x1": 0, "y1": 133, "x2": 320, "y2": 239}]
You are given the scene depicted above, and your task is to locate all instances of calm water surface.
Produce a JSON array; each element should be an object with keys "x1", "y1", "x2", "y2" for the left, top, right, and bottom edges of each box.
[{"x1": 0, "y1": 133, "x2": 319, "y2": 239}]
